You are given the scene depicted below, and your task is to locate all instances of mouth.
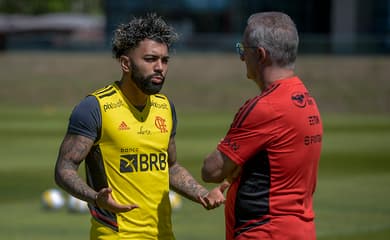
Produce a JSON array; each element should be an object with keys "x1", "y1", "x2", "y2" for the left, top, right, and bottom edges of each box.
[{"x1": 151, "y1": 75, "x2": 164, "y2": 84}]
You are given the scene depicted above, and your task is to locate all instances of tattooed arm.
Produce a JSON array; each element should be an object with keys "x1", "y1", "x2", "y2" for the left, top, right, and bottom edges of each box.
[
  {"x1": 168, "y1": 137, "x2": 227, "y2": 209},
  {"x1": 54, "y1": 134, "x2": 96, "y2": 204},
  {"x1": 54, "y1": 134, "x2": 138, "y2": 212}
]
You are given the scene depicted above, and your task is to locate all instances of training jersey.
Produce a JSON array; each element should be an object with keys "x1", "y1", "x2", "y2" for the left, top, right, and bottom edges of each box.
[
  {"x1": 218, "y1": 77, "x2": 322, "y2": 240},
  {"x1": 67, "y1": 82, "x2": 176, "y2": 240}
]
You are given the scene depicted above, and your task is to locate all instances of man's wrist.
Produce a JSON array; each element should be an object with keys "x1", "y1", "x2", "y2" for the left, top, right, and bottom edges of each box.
[{"x1": 199, "y1": 190, "x2": 209, "y2": 199}]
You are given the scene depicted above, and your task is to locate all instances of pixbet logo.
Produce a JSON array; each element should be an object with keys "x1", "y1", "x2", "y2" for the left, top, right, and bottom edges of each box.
[
  {"x1": 150, "y1": 101, "x2": 168, "y2": 109},
  {"x1": 103, "y1": 100, "x2": 124, "y2": 112}
]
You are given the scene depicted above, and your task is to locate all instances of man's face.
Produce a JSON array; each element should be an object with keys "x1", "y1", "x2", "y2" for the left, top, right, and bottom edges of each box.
[
  {"x1": 241, "y1": 28, "x2": 259, "y2": 80},
  {"x1": 128, "y1": 39, "x2": 170, "y2": 95}
]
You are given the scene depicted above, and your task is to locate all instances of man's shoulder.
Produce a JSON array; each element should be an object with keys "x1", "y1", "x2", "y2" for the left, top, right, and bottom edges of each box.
[
  {"x1": 72, "y1": 95, "x2": 100, "y2": 117},
  {"x1": 90, "y1": 83, "x2": 117, "y2": 98},
  {"x1": 153, "y1": 93, "x2": 168, "y2": 100}
]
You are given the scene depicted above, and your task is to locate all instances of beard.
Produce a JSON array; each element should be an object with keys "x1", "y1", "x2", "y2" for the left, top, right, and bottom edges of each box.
[{"x1": 130, "y1": 60, "x2": 165, "y2": 95}]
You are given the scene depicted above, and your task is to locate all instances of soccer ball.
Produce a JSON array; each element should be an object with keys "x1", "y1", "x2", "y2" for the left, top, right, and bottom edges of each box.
[
  {"x1": 67, "y1": 195, "x2": 89, "y2": 213},
  {"x1": 41, "y1": 188, "x2": 65, "y2": 210},
  {"x1": 169, "y1": 190, "x2": 182, "y2": 210}
]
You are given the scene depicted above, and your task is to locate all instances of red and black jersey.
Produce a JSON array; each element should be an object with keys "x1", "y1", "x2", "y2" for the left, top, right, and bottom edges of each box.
[{"x1": 218, "y1": 77, "x2": 322, "y2": 240}]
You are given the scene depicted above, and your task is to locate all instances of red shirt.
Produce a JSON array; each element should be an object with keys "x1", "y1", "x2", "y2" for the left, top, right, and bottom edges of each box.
[{"x1": 218, "y1": 77, "x2": 322, "y2": 240}]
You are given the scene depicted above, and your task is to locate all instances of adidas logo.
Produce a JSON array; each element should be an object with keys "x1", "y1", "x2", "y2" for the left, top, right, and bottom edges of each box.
[{"x1": 118, "y1": 121, "x2": 130, "y2": 130}]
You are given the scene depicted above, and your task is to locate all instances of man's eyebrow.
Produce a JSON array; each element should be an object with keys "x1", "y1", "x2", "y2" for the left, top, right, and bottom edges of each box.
[{"x1": 144, "y1": 54, "x2": 170, "y2": 59}]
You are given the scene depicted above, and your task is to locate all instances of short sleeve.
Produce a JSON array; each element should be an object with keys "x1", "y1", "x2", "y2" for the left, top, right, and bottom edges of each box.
[
  {"x1": 67, "y1": 95, "x2": 101, "y2": 141},
  {"x1": 169, "y1": 99, "x2": 177, "y2": 138},
  {"x1": 217, "y1": 101, "x2": 279, "y2": 165}
]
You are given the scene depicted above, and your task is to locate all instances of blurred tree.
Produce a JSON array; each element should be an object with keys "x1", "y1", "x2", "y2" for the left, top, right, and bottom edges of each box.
[{"x1": 0, "y1": 0, "x2": 102, "y2": 15}]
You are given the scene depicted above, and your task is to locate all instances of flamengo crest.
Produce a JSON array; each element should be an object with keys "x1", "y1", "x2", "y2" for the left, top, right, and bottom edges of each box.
[{"x1": 155, "y1": 116, "x2": 168, "y2": 133}]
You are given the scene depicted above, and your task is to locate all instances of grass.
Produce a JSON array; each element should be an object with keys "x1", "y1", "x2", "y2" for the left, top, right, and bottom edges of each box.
[
  {"x1": 0, "y1": 107, "x2": 389, "y2": 239},
  {"x1": 0, "y1": 52, "x2": 389, "y2": 239},
  {"x1": 0, "y1": 52, "x2": 389, "y2": 113}
]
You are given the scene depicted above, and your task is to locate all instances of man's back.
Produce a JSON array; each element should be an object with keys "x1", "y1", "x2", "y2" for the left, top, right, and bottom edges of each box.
[
  {"x1": 219, "y1": 76, "x2": 322, "y2": 239},
  {"x1": 260, "y1": 76, "x2": 322, "y2": 218}
]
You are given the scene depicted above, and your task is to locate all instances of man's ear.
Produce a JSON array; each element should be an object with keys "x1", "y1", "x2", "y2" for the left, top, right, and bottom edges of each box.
[
  {"x1": 120, "y1": 55, "x2": 131, "y2": 72},
  {"x1": 257, "y1": 47, "x2": 267, "y2": 63},
  {"x1": 257, "y1": 47, "x2": 269, "y2": 64}
]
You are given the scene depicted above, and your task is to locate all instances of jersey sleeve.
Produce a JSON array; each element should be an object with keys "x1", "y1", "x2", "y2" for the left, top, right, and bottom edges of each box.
[
  {"x1": 168, "y1": 99, "x2": 177, "y2": 138},
  {"x1": 217, "y1": 100, "x2": 279, "y2": 166},
  {"x1": 67, "y1": 95, "x2": 101, "y2": 141}
]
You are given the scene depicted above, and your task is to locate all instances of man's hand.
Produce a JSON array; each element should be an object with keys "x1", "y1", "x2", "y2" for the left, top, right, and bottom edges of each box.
[
  {"x1": 198, "y1": 181, "x2": 230, "y2": 210},
  {"x1": 95, "y1": 188, "x2": 139, "y2": 213}
]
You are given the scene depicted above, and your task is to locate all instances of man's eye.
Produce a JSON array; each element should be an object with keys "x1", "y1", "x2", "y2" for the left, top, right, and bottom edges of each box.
[{"x1": 145, "y1": 57, "x2": 156, "y2": 62}]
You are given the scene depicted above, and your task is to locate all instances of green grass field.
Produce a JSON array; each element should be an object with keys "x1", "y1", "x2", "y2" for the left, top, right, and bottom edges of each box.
[
  {"x1": 0, "y1": 107, "x2": 389, "y2": 239},
  {"x1": 0, "y1": 52, "x2": 389, "y2": 239}
]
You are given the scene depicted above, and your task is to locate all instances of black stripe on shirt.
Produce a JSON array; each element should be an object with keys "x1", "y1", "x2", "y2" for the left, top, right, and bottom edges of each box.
[
  {"x1": 98, "y1": 90, "x2": 117, "y2": 99},
  {"x1": 232, "y1": 83, "x2": 280, "y2": 128}
]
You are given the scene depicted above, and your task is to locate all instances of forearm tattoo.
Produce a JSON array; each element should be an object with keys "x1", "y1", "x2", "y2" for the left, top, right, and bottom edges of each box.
[
  {"x1": 169, "y1": 163, "x2": 208, "y2": 203},
  {"x1": 168, "y1": 137, "x2": 208, "y2": 202},
  {"x1": 55, "y1": 134, "x2": 96, "y2": 203}
]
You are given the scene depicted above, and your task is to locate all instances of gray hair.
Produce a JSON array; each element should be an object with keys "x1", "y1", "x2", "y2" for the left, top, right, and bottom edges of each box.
[
  {"x1": 112, "y1": 13, "x2": 178, "y2": 59},
  {"x1": 246, "y1": 12, "x2": 299, "y2": 69}
]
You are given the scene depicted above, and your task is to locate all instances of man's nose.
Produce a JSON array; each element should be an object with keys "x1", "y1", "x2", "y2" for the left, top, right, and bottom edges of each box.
[{"x1": 154, "y1": 60, "x2": 163, "y2": 72}]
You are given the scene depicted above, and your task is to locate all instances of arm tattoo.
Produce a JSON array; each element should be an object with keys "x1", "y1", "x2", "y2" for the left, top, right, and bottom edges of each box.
[
  {"x1": 54, "y1": 134, "x2": 97, "y2": 204},
  {"x1": 168, "y1": 137, "x2": 208, "y2": 202},
  {"x1": 169, "y1": 163, "x2": 208, "y2": 203}
]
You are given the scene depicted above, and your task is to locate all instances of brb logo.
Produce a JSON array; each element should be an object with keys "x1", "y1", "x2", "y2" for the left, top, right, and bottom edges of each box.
[{"x1": 120, "y1": 153, "x2": 167, "y2": 173}]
